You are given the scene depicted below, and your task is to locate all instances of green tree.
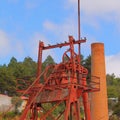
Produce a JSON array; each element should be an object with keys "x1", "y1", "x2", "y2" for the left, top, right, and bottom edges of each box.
[
  {"x1": 22, "y1": 57, "x2": 37, "y2": 77},
  {"x1": 8, "y1": 57, "x2": 23, "y2": 78},
  {"x1": 42, "y1": 55, "x2": 55, "y2": 71},
  {"x1": 107, "y1": 73, "x2": 115, "y2": 86},
  {"x1": 113, "y1": 96, "x2": 120, "y2": 117},
  {"x1": 107, "y1": 86, "x2": 118, "y2": 98},
  {"x1": 0, "y1": 66, "x2": 16, "y2": 96},
  {"x1": 107, "y1": 74, "x2": 120, "y2": 98},
  {"x1": 83, "y1": 55, "x2": 91, "y2": 79},
  {"x1": 80, "y1": 54, "x2": 85, "y2": 65},
  {"x1": 8, "y1": 57, "x2": 17, "y2": 68}
]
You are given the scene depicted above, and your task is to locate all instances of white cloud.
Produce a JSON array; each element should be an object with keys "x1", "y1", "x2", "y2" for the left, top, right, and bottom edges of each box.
[
  {"x1": 25, "y1": 0, "x2": 40, "y2": 9},
  {"x1": 29, "y1": 33, "x2": 56, "y2": 62},
  {"x1": 43, "y1": 18, "x2": 77, "y2": 42},
  {"x1": 43, "y1": 19, "x2": 80, "y2": 62},
  {"x1": 81, "y1": 0, "x2": 120, "y2": 17},
  {"x1": 106, "y1": 53, "x2": 120, "y2": 77},
  {"x1": 67, "y1": 0, "x2": 120, "y2": 16},
  {"x1": 43, "y1": 17, "x2": 100, "y2": 63},
  {"x1": 66, "y1": 0, "x2": 120, "y2": 29},
  {"x1": 0, "y1": 30, "x2": 57, "y2": 64},
  {"x1": 0, "y1": 30, "x2": 11, "y2": 57},
  {"x1": 43, "y1": 21, "x2": 57, "y2": 31},
  {"x1": 43, "y1": 19, "x2": 100, "y2": 58},
  {"x1": 0, "y1": 30, "x2": 25, "y2": 61},
  {"x1": 42, "y1": 0, "x2": 120, "y2": 44}
]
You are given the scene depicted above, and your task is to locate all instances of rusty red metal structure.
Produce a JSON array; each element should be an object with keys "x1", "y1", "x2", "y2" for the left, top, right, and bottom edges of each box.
[
  {"x1": 17, "y1": 36, "x2": 100, "y2": 120},
  {"x1": 0, "y1": 1, "x2": 102, "y2": 120},
  {"x1": 15, "y1": 0, "x2": 100, "y2": 119}
]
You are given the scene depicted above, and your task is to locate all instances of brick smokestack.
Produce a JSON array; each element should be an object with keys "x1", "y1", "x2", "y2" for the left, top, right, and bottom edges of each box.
[{"x1": 91, "y1": 43, "x2": 108, "y2": 120}]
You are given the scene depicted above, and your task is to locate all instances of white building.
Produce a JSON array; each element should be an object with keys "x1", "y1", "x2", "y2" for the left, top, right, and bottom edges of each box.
[{"x1": 0, "y1": 94, "x2": 13, "y2": 112}]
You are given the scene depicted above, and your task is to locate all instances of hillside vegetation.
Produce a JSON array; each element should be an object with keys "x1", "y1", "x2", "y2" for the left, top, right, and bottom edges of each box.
[{"x1": 0, "y1": 55, "x2": 120, "y2": 119}]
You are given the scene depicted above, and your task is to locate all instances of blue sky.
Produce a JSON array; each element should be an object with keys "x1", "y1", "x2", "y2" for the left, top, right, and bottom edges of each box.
[{"x1": 0, "y1": 0, "x2": 120, "y2": 76}]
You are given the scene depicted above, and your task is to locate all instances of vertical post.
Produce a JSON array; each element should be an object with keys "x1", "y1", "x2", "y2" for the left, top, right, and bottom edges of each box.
[
  {"x1": 36, "y1": 41, "x2": 44, "y2": 82},
  {"x1": 82, "y1": 77, "x2": 91, "y2": 120},
  {"x1": 69, "y1": 36, "x2": 77, "y2": 83},
  {"x1": 91, "y1": 43, "x2": 108, "y2": 120},
  {"x1": 78, "y1": 0, "x2": 80, "y2": 41},
  {"x1": 78, "y1": 0, "x2": 81, "y2": 62}
]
